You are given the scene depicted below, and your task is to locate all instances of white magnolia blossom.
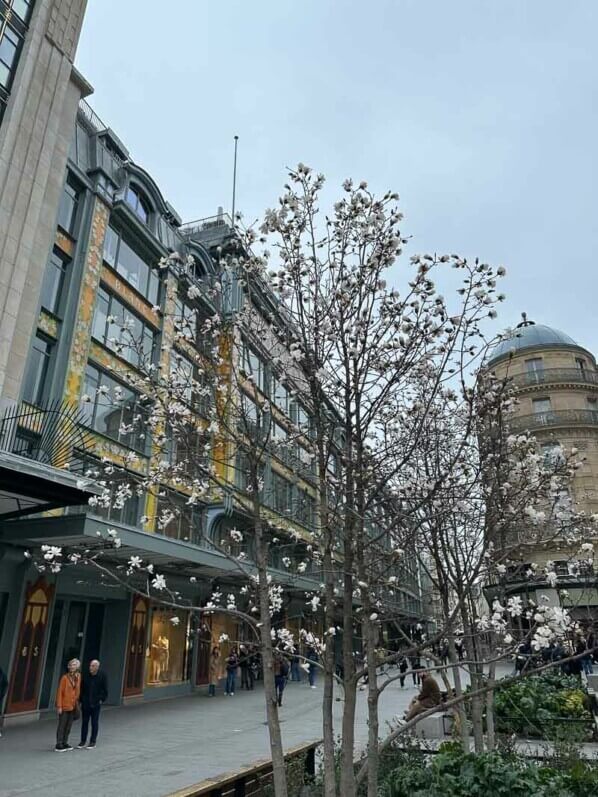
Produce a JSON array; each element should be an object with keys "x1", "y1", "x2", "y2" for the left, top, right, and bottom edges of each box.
[{"x1": 151, "y1": 574, "x2": 167, "y2": 591}]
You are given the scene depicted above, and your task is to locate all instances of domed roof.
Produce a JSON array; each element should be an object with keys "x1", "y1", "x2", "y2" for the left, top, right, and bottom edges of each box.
[{"x1": 488, "y1": 321, "x2": 583, "y2": 364}]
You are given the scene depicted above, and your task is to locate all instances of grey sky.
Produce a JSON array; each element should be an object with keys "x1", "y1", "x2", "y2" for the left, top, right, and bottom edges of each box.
[{"x1": 77, "y1": 1, "x2": 598, "y2": 353}]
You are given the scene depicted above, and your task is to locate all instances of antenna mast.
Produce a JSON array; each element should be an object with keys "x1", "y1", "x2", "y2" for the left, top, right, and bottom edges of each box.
[{"x1": 231, "y1": 135, "x2": 239, "y2": 225}]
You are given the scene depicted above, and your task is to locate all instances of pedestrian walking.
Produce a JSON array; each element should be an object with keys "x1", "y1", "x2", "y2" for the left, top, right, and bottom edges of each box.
[
  {"x1": 225, "y1": 647, "x2": 239, "y2": 695},
  {"x1": 290, "y1": 644, "x2": 301, "y2": 682},
  {"x1": 55, "y1": 658, "x2": 81, "y2": 752},
  {"x1": 307, "y1": 647, "x2": 318, "y2": 688},
  {"x1": 409, "y1": 655, "x2": 422, "y2": 686},
  {"x1": 208, "y1": 645, "x2": 220, "y2": 697},
  {"x1": 239, "y1": 644, "x2": 254, "y2": 690},
  {"x1": 77, "y1": 659, "x2": 108, "y2": 749},
  {"x1": 273, "y1": 652, "x2": 289, "y2": 706},
  {"x1": 0, "y1": 664, "x2": 7, "y2": 738},
  {"x1": 398, "y1": 654, "x2": 408, "y2": 688}
]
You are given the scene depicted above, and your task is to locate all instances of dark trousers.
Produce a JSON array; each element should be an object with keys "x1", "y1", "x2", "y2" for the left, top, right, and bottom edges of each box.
[
  {"x1": 80, "y1": 704, "x2": 101, "y2": 745},
  {"x1": 56, "y1": 710, "x2": 75, "y2": 746},
  {"x1": 275, "y1": 675, "x2": 286, "y2": 705},
  {"x1": 241, "y1": 668, "x2": 254, "y2": 689},
  {"x1": 308, "y1": 666, "x2": 316, "y2": 687},
  {"x1": 399, "y1": 673, "x2": 406, "y2": 687},
  {"x1": 290, "y1": 661, "x2": 301, "y2": 681}
]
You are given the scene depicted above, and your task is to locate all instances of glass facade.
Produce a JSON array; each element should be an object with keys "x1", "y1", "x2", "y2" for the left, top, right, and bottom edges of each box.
[
  {"x1": 81, "y1": 363, "x2": 148, "y2": 452},
  {"x1": 92, "y1": 286, "x2": 155, "y2": 368},
  {"x1": 103, "y1": 225, "x2": 160, "y2": 305},
  {"x1": 125, "y1": 184, "x2": 150, "y2": 224},
  {"x1": 145, "y1": 607, "x2": 190, "y2": 685}
]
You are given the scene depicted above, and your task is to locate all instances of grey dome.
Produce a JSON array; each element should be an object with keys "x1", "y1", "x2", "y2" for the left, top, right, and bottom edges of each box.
[{"x1": 488, "y1": 323, "x2": 582, "y2": 365}]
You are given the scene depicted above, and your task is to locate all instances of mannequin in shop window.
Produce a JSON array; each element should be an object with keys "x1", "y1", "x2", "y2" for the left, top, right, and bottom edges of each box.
[{"x1": 152, "y1": 635, "x2": 170, "y2": 682}]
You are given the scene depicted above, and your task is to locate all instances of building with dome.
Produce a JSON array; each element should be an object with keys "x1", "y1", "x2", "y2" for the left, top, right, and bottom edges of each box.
[{"x1": 485, "y1": 319, "x2": 598, "y2": 621}]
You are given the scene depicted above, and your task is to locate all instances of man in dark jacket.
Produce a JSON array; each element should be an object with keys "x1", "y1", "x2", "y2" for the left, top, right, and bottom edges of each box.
[
  {"x1": 78, "y1": 660, "x2": 108, "y2": 749},
  {"x1": 0, "y1": 665, "x2": 8, "y2": 737}
]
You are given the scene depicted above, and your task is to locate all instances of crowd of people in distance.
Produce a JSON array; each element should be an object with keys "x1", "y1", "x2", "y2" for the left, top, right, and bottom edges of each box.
[
  {"x1": 208, "y1": 643, "x2": 319, "y2": 706},
  {"x1": 514, "y1": 632, "x2": 596, "y2": 676}
]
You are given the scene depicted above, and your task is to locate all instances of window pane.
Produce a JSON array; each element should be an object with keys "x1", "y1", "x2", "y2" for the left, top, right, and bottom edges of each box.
[
  {"x1": 91, "y1": 288, "x2": 110, "y2": 342},
  {"x1": 13, "y1": 0, "x2": 30, "y2": 21},
  {"x1": 0, "y1": 30, "x2": 17, "y2": 70},
  {"x1": 103, "y1": 226, "x2": 119, "y2": 267},
  {"x1": 117, "y1": 237, "x2": 149, "y2": 294},
  {"x1": 40, "y1": 252, "x2": 67, "y2": 316},
  {"x1": 22, "y1": 337, "x2": 52, "y2": 405},
  {"x1": 57, "y1": 181, "x2": 79, "y2": 235}
]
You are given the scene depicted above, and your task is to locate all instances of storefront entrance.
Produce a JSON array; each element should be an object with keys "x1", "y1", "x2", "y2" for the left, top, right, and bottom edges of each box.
[
  {"x1": 6, "y1": 579, "x2": 54, "y2": 714},
  {"x1": 38, "y1": 597, "x2": 105, "y2": 710}
]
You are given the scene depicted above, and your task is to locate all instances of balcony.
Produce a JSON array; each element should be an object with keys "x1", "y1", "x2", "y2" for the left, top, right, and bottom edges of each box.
[
  {"x1": 0, "y1": 401, "x2": 94, "y2": 471},
  {"x1": 510, "y1": 368, "x2": 598, "y2": 389},
  {"x1": 180, "y1": 213, "x2": 235, "y2": 247},
  {"x1": 508, "y1": 408, "x2": 598, "y2": 433}
]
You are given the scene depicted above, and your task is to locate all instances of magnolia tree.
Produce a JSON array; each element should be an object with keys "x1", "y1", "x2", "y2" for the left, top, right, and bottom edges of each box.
[{"x1": 23, "y1": 168, "x2": 598, "y2": 797}]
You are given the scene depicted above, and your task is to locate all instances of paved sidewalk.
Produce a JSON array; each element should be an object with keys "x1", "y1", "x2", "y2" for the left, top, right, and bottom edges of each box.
[{"x1": 0, "y1": 675, "x2": 422, "y2": 797}]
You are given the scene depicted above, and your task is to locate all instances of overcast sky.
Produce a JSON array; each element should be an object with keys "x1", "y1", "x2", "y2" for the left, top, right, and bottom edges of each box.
[{"x1": 77, "y1": 1, "x2": 598, "y2": 353}]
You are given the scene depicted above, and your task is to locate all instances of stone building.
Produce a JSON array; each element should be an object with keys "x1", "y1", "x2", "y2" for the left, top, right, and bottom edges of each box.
[
  {"x1": 0, "y1": 3, "x2": 428, "y2": 722},
  {"x1": 485, "y1": 319, "x2": 598, "y2": 622}
]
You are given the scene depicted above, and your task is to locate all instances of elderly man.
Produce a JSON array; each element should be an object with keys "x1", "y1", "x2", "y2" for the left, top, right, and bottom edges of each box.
[
  {"x1": 77, "y1": 659, "x2": 108, "y2": 749},
  {"x1": 55, "y1": 658, "x2": 81, "y2": 752}
]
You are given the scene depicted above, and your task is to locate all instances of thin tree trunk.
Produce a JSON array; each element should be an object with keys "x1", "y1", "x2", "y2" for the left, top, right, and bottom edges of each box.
[
  {"x1": 448, "y1": 639, "x2": 469, "y2": 752},
  {"x1": 485, "y1": 659, "x2": 496, "y2": 751},
  {"x1": 322, "y1": 543, "x2": 337, "y2": 797},
  {"x1": 339, "y1": 563, "x2": 357, "y2": 797},
  {"x1": 365, "y1": 618, "x2": 380, "y2": 797},
  {"x1": 255, "y1": 510, "x2": 288, "y2": 797}
]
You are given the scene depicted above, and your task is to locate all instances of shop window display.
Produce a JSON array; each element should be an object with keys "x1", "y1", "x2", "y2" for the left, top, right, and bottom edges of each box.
[{"x1": 146, "y1": 607, "x2": 190, "y2": 685}]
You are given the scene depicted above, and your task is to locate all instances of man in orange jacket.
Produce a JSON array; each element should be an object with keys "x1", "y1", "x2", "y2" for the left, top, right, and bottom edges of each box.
[{"x1": 55, "y1": 658, "x2": 81, "y2": 752}]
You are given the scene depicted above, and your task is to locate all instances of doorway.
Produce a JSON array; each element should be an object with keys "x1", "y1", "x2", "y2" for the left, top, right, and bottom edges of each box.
[{"x1": 38, "y1": 599, "x2": 105, "y2": 710}]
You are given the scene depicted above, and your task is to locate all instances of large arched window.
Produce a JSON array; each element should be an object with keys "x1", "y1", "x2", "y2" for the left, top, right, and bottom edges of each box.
[{"x1": 125, "y1": 184, "x2": 151, "y2": 224}]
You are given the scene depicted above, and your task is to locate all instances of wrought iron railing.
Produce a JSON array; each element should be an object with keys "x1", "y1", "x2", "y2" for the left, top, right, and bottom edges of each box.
[
  {"x1": 0, "y1": 400, "x2": 94, "y2": 472},
  {"x1": 510, "y1": 368, "x2": 598, "y2": 389},
  {"x1": 508, "y1": 409, "x2": 598, "y2": 432}
]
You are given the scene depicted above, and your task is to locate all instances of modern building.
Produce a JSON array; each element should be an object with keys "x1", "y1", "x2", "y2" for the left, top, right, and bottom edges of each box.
[
  {"x1": 0, "y1": 58, "x2": 429, "y2": 721},
  {"x1": 484, "y1": 319, "x2": 598, "y2": 622}
]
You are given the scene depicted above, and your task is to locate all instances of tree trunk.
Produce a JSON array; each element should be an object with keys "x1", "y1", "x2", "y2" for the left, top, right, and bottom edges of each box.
[
  {"x1": 485, "y1": 659, "x2": 496, "y2": 751},
  {"x1": 448, "y1": 639, "x2": 469, "y2": 752},
  {"x1": 339, "y1": 563, "x2": 357, "y2": 797},
  {"x1": 322, "y1": 544, "x2": 338, "y2": 797},
  {"x1": 365, "y1": 618, "x2": 380, "y2": 797},
  {"x1": 255, "y1": 510, "x2": 288, "y2": 797}
]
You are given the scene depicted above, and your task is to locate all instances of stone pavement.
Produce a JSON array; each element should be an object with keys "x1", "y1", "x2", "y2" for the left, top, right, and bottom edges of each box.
[{"x1": 0, "y1": 674, "x2": 425, "y2": 797}]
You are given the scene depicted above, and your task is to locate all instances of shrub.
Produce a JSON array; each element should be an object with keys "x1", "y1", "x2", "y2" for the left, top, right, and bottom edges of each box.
[
  {"x1": 493, "y1": 671, "x2": 593, "y2": 740},
  {"x1": 379, "y1": 743, "x2": 598, "y2": 797}
]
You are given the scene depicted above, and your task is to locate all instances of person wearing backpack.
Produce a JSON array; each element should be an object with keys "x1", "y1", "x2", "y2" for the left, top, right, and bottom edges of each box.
[{"x1": 273, "y1": 651, "x2": 289, "y2": 706}]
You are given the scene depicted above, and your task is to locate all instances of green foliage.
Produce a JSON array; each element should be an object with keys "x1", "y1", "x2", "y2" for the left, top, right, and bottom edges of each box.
[
  {"x1": 493, "y1": 671, "x2": 592, "y2": 740},
  {"x1": 379, "y1": 743, "x2": 598, "y2": 797}
]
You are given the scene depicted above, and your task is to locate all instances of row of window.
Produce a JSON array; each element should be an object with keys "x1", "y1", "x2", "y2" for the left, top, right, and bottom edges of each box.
[
  {"x1": 92, "y1": 286, "x2": 155, "y2": 369},
  {"x1": 103, "y1": 225, "x2": 160, "y2": 306},
  {"x1": 241, "y1": 342, "x2": 312, "y2": 431},
  {"x1": 0, "y1": 2, "x2": 33, "y2": 122},
  {"x1": 81, "y1": 363, "x2": 148, "y2": 453}
]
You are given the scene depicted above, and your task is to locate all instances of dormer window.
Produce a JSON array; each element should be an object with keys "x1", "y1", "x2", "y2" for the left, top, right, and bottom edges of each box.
[{"x1": 125, "y1": 184, "x2": 150, "y2": 224}]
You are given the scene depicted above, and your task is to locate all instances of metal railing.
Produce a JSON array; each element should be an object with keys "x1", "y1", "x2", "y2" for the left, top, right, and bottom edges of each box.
[
  {"x1": 508, "y1": 409, "x2": 598, "y2": 432},
  {"x1": 79, "y1": 99, "x2": 108, "y2": 134},
  {"x1": 179, "y1": 213, "x2": 235, "y2": 243},
  {"x1": 0, "y1": 400, "x2": 94, "y2": 471},
  {"x1": 510, "y1": 368, "x2": 598, "y2": 389}
]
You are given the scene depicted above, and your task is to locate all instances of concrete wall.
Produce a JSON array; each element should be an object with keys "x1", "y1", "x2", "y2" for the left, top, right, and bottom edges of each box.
[{"x1": 0, "y1": 0, "x2": 90, "y2": 405}]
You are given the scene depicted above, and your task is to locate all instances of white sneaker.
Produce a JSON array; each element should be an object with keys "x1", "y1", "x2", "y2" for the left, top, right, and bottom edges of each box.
[{"x1": 310, "y1": 685, "x2": 317, "y2": 689}]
